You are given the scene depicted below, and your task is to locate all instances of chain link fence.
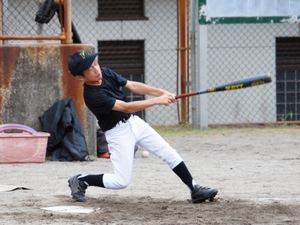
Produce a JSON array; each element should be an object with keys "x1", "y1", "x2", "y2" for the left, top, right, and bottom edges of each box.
[
  {"x1": 1, "y1": 0, "x2": 63, "y2": 43},
  {"x1": 1, "y1": 0, "x2": 300, "y2": 126},
  {"x1": 71, "y1": 0, "x2": 179, "y2": 125},
  {"x1": 204, "y1": 23, "x2": 300, "y2": 125}
]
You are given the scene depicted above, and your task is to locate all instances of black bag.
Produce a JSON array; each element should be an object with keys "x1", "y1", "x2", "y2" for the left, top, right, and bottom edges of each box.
[
  {"x1": 35, "y1": 0, "x2": 58, "y2": 24},
  {"x1": 97, "y1": 128, "x2": 109, "y2": 155}
]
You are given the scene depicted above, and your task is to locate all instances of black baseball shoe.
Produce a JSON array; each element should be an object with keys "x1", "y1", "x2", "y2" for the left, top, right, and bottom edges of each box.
[
  {"x1": 68, "y1": 174, "x2": 88, "y2": 202},
  {"x1": 191, "y1": 185, "x2": 218, "y2": 203}
]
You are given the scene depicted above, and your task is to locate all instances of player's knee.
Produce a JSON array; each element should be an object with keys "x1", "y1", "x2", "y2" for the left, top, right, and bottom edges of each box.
[{"x1": 114, "y1": 177, "x2": 131, "y2": 189}]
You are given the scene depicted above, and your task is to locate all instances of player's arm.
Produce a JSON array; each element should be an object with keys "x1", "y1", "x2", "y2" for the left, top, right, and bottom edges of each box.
[
  {"x1": 112, "y1": 94, "x2": 173, "y2": 113},
  {"x1": 124, "y1": 80, "x2": 172, "y2": 97}
]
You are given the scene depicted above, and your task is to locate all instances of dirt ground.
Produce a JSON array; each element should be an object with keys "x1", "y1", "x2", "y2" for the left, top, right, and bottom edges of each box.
[{"x1": 1, "y1": 127, "x2": 300, "y2": 225}]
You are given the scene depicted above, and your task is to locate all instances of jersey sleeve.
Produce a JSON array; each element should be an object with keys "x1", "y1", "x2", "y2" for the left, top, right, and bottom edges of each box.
[{"x1": 102, "y1": 67, "x2": 127, "y2": 86}]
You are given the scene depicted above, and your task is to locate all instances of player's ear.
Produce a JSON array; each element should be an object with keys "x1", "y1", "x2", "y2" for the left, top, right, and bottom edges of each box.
[{"x1": 75, "y1": 75, "x2": 84, "y2": 82}]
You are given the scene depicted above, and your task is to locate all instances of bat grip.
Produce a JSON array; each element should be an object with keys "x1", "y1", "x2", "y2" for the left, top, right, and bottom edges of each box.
[{"x1": 175, "y1": 92, "x2": 197, "y2": 99}]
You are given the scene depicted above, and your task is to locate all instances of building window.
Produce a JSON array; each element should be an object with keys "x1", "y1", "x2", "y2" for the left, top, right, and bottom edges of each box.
[
  {"x1": 97, "y1": 40, "x2": 145, "y2": 119},
  {"x1": 97, "y1": 0, "x2": 148, "y2": 21},
  {"x1": 276, "y1": 37, "x2": 300, "y2": 121}
]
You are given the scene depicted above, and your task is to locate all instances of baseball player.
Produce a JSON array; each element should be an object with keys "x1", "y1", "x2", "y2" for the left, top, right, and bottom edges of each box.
[{"x1": 67, "y1": 50, "x2": 218, "y2": 203}]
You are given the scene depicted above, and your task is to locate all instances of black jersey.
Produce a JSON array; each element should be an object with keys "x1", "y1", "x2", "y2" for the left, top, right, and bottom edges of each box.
[{"x1": 83, "y1": 67, "x2": 130, "y2": 131}]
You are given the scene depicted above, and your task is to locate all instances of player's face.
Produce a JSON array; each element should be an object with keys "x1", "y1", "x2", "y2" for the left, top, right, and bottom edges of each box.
[{"x1": 82, "y1": 61, "x2": 102, "y2": 85}]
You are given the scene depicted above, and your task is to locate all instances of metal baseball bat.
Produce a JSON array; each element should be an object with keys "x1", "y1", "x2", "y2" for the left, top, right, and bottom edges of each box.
[{"x1": 175, "y1": 74, "x2": 272, "y2": 99}]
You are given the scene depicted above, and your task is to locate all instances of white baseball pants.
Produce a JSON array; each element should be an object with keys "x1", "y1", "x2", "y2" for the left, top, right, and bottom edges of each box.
[{"x1": 103, "y1": 115, "x2": 183, "y2": 189}]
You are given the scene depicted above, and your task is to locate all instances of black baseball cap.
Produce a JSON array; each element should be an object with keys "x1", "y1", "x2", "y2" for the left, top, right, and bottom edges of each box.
[{"x1": 68, "y1": 50, "x2": 100, "y2": 76}]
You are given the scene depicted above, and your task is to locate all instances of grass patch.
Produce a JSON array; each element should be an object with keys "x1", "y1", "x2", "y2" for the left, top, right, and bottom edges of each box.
[{"x1": 152, "y1": 123, "x2": 300, "y2": 137}]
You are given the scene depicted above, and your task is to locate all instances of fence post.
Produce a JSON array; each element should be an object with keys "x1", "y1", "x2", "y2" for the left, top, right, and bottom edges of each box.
[
  {"x1": 178, "y1": 0, "x2": 188, "y2": 123},
  {"x1": 63, "y1": 0, "x2": 72, "y2": 44},
  {"x1": 0, "y1": 0, "x2": 2, "y2": 45},
  {"x1": 0, "y1": 0, "x2": 8, "y2": 45},
  {"x1": 198, "y1": 25, "x2": 208, "y2": 129}
]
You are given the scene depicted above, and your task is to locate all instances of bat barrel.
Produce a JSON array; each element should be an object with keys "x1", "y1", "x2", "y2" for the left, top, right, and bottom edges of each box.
[
  {"x1": 214, "y1": 74, "x2": 272, "y2": 91},
  {"x1": 175, "y1": 74, "x2": 272, "y2": 99}
]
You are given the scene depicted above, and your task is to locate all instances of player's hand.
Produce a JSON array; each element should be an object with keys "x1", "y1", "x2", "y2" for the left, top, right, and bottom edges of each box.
[
  {"x1": 155, "y1": 93, "x2": 176, "y2": 106},
  {"x1": 163, "y1": 91, "x2": 177, "y2": 103}
]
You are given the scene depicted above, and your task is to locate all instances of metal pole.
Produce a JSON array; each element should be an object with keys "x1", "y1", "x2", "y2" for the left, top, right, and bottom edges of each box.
[
  {"x1": 178, "y1": 0, "x2": 187, "y2": 123},
  {"x1": 0, "y1": 0, "x2": 3, "y2": 45},
  {"x1": 198, "y1": 25, "x2": 208, "y2": 129},
  {"x1": 1, "y1": 0, "x2": 8, "y2": 45},
  {"x1": 190, "y1": 0, "x2": 197, "y2": 127},
  {"x1": 63, "y1": 0, "x2": 72, "y2": 44},
  {"x1": 0, "y1": 35, "x2": 65, "y2": 40}
]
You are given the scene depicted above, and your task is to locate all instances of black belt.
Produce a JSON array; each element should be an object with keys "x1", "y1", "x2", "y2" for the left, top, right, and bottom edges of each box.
[{"x1": 121, "y1": 114, "x2": 131, "y2": 123}]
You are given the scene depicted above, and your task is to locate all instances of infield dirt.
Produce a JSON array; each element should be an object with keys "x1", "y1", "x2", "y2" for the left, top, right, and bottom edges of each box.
[{"x1": 1, "y1": 126, "x2": 300, "y2": 224}]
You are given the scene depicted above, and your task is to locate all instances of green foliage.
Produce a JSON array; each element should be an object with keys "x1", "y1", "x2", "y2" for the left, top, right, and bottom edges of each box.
[{"x1": 281, "y1": 112, "x2": 293, "y2": 121}]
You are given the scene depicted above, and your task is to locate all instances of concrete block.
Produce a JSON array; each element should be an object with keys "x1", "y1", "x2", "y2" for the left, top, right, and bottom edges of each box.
[{"x1": 0, "y1": 44, "x2": 97, "y2": 155}]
